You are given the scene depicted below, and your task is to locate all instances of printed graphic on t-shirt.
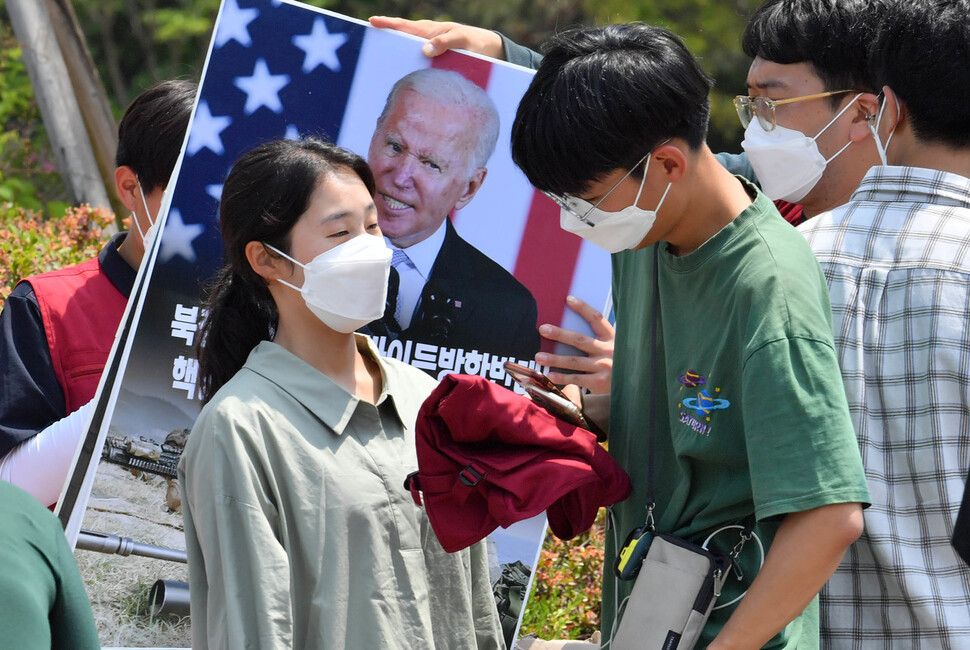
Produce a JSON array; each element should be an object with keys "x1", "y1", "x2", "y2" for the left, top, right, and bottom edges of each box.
[{"x1": 677, "y1": 369, "x2": 730, "y2": 436}]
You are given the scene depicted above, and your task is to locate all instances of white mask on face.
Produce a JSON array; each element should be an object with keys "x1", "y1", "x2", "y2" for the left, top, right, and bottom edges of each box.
[
  {"x1": 742, "y1": 93, "x2": 862, "y2": 203},
  {"x1": 868, "y1": 93, "x2": 900, "y2": 166},
  {"x1": 132, "y1": 179, "x2": 159, "y2": 247},
  {"x1": 266, "y1": 234, "x2": 392, "y2": 333},
  {"x1": 559, "y1": 153, "x2": 674, "y2": 254}
]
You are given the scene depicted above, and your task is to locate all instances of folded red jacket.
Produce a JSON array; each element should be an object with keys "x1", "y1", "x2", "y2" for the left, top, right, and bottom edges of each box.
[{"x1": 407, "y1": 374, "x2": 632, "y2": 553}]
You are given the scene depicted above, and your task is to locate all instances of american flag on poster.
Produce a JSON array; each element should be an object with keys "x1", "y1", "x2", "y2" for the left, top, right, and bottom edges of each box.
[{"x1": 98, "y1": 0, "x2": 613, "y2": 435}]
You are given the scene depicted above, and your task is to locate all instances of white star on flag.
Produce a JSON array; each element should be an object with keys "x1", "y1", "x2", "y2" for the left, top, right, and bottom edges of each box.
[
  {"x1": 205, "y1": 184, "x2": 223, "y2": 202},
  {"x1": 235, "y1": 58, "x2": 290, "y2": 115},
  {"x1": 292, "y1": 17, "x2": 348, "y2": 73},
  {"x1": 159, "y1": 208, "x2": 205, "y2": 263},
  {"x1": 285, "y1": 124, "x2": 300, "y2": 140},
  {"x1": 215, "y1": 0, "x2": 259, "y2": 48},
  {"x1": 186, "y1": 101, "x2": 232, "y2": 156}
]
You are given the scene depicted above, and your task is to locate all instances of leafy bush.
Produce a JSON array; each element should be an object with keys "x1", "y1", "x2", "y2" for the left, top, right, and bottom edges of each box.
[
  {"x1": 519, "y1": 508, "x2": 607, "y2": 640},
  {"x1": 0, "y1": 203, "x2": 115, "y2": 308}
]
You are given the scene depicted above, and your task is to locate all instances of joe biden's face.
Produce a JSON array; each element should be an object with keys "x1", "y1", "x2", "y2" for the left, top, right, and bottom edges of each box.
[{"x1": 367, "y1": 89, "x2": 486, "y2": 249}]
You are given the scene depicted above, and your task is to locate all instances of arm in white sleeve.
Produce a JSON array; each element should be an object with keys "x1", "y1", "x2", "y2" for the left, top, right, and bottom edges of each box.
[{"x1": 0, "y1": 400, "x2": 92, "y2": 508}]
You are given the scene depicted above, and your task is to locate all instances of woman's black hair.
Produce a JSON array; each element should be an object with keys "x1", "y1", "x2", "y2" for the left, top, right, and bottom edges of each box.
[{"x1": 196, "y1": 137, "x2": 375, "y2": 403}]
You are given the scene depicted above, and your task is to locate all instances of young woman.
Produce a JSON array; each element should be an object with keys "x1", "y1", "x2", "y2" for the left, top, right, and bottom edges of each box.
[{"x1": 179, "y1": 138, "x2": 503, "y2": 649}]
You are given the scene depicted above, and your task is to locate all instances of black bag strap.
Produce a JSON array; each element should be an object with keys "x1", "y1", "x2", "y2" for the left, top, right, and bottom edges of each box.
[{"x1": 644, "y1": 246, "x2": 661, "y2": 530}]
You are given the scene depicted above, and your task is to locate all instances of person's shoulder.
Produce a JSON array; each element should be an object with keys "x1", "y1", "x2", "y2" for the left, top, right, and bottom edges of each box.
[
  {"x1": 199, "y1": 366, "x2": 272, "y2": 417},
  {"x1": 440, "y1": 229, "x2": 534, "y2": 298},
  {"x1": 2, "y1": 279, "x2": 40, "y2": 312},
  {"x1": 721, "y1": 198, "x2": 833, "y2": 325},
  {"x1": 189, "y1": 363, "x2": 282, "y2": 444},
  {"x1": 743, "y1": 195, "x2": 822, "y2": 267},
  {"x1": 25, "y1": 256, "x2": 100, "y2": 284},
  {"x1": 0, "y1": 479, "x2": 53, "y2": 516}
]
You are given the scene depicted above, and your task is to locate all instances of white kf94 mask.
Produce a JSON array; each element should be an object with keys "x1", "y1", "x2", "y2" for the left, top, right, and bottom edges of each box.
[{"x1": 265, "y1": 234, "x2": 391, "y2": 333}]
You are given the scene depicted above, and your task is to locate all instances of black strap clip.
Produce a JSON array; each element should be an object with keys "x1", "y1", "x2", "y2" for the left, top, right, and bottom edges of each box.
[{"x1": 458, "y1": 465, "x2": 485, "y2": 487}]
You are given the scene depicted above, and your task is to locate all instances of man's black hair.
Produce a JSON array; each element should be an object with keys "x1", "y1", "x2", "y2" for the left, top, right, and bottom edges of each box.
[
  {"x1": 742, "y1": 0, "x2": 883, "y2": 106},
  {"x1": 870, "y1": 0, "x2": 970, "y2": 148},
  {"x1": 510, "y1": 23, "x2": 712, "y2": 197},
  {"x1": 115, "y1": 79, "x2": 197, "y2": 192}
]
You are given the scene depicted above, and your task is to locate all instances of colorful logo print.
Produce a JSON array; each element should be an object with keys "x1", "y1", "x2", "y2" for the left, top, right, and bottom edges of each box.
[
  {"x1": 682, "y1": 389, "x2": 731, "y2": 417},
  {"x1": 678, "y1": 369, "x2": 706, "y2": 388}
]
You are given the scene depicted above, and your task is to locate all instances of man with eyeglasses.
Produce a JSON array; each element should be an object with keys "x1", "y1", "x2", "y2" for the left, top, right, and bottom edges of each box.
[
  {"x1": 798, "y1": 0, "x2": 970, "y2": 645},
  {"x1": 738, "y1": 0, "x2": 884, "y2": 224},
  {"x1": 511, "y1": 22, "x2": 870, "y2": 649}
]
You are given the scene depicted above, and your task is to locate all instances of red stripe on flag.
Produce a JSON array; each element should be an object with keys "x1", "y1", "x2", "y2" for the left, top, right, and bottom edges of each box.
[
  {"x1": 513, "y1": 193, "x2": 583, "y2": 352},
  {"x1": 429, "y1": 50, "x2": 493, "y2": 89}
]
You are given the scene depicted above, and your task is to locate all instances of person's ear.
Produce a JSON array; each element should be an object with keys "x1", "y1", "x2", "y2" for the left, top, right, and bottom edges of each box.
[
  {"x1": 851, "y1": 92, "x2": 881, "y2": 143},
  {"x1": 245, "y1": 241, "x2": 291, "y2": 283},
  {"x1": 880, "y1": 86, "x2": 905, "y2": 132},
  {"x1": 115, "y1": 165, "x2": 142, "y2": 213},
  {"x1": 454, "y1": 167, "x2": 488, "y2": 211},
  {"x1": 654, "y1": 143, "x2": 687, "y2": 185}
]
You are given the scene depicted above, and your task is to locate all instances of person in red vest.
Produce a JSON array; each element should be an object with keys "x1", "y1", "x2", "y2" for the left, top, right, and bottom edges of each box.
[{"x1": 0, "y1": 80, "x2": 196, "y2": 507}]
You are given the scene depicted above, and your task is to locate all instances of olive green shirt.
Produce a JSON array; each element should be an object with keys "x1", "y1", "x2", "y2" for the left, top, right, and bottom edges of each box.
[{"x1": 180, "y1": 335, "x2": 503, "y2": 649}]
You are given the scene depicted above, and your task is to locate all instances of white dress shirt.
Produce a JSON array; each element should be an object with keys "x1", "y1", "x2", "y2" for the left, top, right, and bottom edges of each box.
[{"x1": 388, "y1": 219, "x2": 447, "y2": 329}]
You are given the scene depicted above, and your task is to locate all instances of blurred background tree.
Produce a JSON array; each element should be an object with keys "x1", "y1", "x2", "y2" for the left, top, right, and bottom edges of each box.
[{"x1": 2, "y1": 0, "x2": 759, "y2": 161}]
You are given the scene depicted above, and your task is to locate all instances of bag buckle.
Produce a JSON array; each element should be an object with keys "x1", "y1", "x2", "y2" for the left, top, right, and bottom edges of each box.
[{"x1": 458, "y1": 465, "x2": 485, "y2": 487}]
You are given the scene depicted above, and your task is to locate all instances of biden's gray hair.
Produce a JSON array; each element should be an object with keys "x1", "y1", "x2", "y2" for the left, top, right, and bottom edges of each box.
[{"x1": 376, "y1": 68, "x2": 500, "y2": 178}]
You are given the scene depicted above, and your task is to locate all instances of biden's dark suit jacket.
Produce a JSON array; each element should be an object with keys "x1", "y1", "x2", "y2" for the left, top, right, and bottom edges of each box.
[{"x1": 365, "y1": 219, "x2": 540, "y2": 361}]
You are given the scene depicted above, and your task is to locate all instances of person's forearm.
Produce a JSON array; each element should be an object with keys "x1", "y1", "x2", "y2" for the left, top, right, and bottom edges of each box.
[
  {"x1": 709, "y1": 502, "x2": 864, "y2": 650},
  {"x1": 0, "y1": 400, "x2": 92, "y2": 507}
]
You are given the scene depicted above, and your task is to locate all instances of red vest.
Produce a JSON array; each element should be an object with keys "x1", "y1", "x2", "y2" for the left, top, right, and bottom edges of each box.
[{"x1": 26, "y1": 258, "x2": 127, "y2": 414}]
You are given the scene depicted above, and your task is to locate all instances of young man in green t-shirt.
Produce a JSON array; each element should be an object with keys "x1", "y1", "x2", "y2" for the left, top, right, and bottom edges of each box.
[{"x1": 510, "y1": 23, "x2": 871, "y2": 648}]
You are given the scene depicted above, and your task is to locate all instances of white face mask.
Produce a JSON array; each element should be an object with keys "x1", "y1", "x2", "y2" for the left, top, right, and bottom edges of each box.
[
  {"x1": 132, "y1": 179, "x2": 159, "y2": 247},
  {"x1": 559, "y1": 153, "x2": 673, "y2": 254},
  {"x1": 266, "y1": 234, "x2": 392, "y2": 333},
  {"x1": 742, "y1": 93, "x2": 862, "y2": 203},
  {"x1": 868, "y1": 93, "x2": 900, "y2": 166}
]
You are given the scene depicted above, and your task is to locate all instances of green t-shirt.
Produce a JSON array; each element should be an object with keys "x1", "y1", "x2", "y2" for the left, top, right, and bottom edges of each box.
[
  {"x1": 0, "y1": 481, "x2": 100, "y2": 650},
  {"x1": 604, "y1": 182, "x2": 870, "y2": 648}
]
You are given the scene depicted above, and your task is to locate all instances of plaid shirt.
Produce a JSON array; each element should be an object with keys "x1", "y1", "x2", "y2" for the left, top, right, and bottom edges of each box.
[{"x1": 799, "y1": 166, "x2": 970, "y2": 648}]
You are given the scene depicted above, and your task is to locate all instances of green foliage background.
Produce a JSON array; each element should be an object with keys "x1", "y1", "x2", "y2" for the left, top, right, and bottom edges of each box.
[{"x1": 2, "y1": 0, "x2": 761, "y2": 151}]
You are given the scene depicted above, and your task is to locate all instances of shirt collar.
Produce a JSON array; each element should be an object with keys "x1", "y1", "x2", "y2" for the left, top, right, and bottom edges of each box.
[
  {"x1": 242, "y1": 335, "x2": 410, "y2": 435},
  {"x1": 661, "y1": 176, "x2": 766, "y2": 273},
  {"x1": 851, "y1": 166, "x2": 970, "y2": 209},
  {"x1": 99, "y1": 232, "x2": 136, "y2": 298},
  {"x1": 387, "y1": 218, "x2": 448, "y2": 280}
]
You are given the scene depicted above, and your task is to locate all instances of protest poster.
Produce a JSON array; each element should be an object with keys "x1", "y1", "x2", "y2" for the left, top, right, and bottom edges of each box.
[{"x1": 57, "y1": 0, "x2": 612, "y2": 646}]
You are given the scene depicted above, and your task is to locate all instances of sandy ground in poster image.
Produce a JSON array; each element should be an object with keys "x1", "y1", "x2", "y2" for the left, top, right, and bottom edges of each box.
[{"x1": 75, "y1": 461, "x2": 191, "y2": 648}]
